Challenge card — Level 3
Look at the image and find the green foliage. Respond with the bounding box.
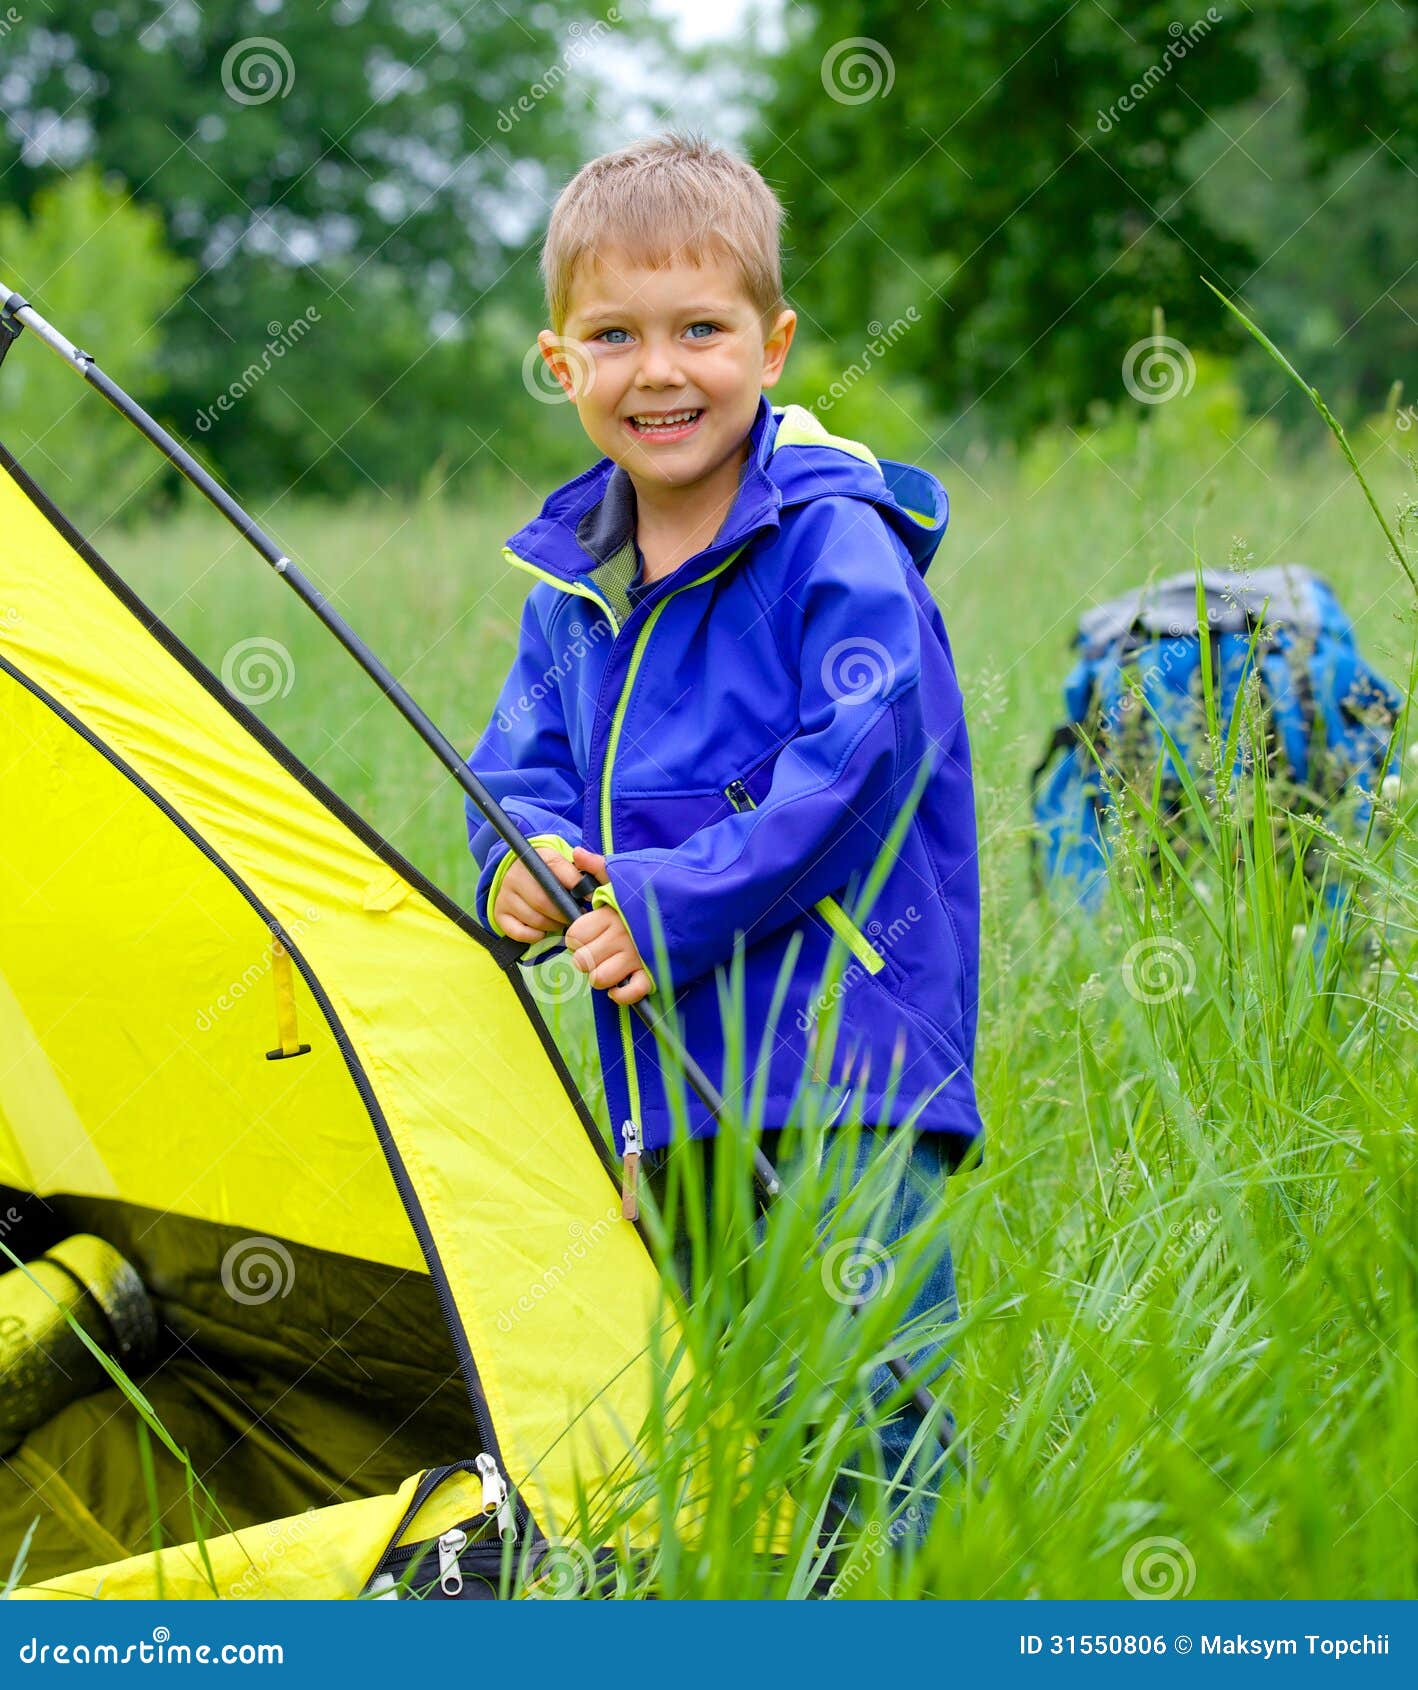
[1181,18,1418,425]
[0,168,191,524]
[777,331,942,463]
[1017,349,1280,492]
[756,0,1418,438]
[758,0,1261,435]
[0,0,628,496]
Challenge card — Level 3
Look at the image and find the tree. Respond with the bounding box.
[0,169,191,523]
[0,0,623,493]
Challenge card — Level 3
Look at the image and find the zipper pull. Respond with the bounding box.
[620,1118,642,1221]
[475,1451,513,1538]
[474,1451,517,1539]
[725,779,753,812]
[437,1526,467,1596]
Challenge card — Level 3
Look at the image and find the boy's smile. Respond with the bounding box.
[540,246,795,561]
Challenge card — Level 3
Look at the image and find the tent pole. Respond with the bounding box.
[0,286,956,1455]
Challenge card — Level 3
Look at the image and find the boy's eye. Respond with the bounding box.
[593,328,631,345]
[685,322,719,340]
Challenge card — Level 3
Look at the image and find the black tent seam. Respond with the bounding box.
[0,647,536,1541]
[0,441,630,1198]
[0,440,513,958]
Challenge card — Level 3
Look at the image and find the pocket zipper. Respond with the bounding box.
[724,780,886,975]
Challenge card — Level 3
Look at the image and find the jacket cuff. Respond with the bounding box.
[484,833,576,939]
[590,880,657,995]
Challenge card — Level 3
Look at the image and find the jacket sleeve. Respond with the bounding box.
[602,498,956,992]
[465,587,587,949]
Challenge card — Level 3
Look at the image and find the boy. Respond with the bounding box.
[466,134,982,1531]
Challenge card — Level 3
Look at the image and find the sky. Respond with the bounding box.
[571,0,785,146]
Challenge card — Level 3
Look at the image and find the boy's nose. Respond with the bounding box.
[633,340,686,388]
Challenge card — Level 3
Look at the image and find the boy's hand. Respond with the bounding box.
[565,847,654,1005]
[492,845,587,944]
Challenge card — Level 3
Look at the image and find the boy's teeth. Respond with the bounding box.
[631,409,700,427]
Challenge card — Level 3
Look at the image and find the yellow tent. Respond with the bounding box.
[0,439,680,1598]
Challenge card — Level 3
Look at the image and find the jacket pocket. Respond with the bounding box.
[723,779,885,977]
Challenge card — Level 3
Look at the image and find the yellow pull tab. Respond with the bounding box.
[266,938,312,1061]
[620,1119,642,1222]
[362,870,411,913]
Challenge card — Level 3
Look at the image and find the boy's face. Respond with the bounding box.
[540,246,796,496]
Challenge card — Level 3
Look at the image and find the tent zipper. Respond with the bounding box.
[371,1453,520,1597]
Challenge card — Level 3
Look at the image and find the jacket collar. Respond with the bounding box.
[505,394,783,583]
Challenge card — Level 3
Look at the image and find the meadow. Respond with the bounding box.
[79,364,1418,1600]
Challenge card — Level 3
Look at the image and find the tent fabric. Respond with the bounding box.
[0,440,679,1569]
[11,1463,494,1600]
[0,1192,481,1586]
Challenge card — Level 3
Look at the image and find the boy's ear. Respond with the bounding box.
[760,308,797,390]
[537,329,596,402]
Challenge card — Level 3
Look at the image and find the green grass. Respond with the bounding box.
[52,362,1418,1599]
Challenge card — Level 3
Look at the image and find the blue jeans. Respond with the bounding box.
[645,1125,961,1544]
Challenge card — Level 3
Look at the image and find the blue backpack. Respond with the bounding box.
[1031,567,1404,906]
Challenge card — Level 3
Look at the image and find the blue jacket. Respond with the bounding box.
[466,397,983,1163]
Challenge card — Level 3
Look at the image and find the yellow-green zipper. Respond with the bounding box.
[724,780,886,976]
[598,548,748,1119]
[508,542,749,1125]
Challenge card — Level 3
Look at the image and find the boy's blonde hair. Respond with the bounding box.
[541,133,785,330]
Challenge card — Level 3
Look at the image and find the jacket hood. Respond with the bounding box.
[504,395,950,582]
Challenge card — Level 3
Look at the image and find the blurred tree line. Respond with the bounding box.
[0,0,1413,516]
[761,0,1417,438]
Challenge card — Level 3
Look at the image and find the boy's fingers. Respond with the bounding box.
[586,952,635,989]
[542,849,587,890]
[565,909,611,952]
[501,889,558,933]
[608,970,652,1005]
[497,909,547,944]
[571,846,609,883]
